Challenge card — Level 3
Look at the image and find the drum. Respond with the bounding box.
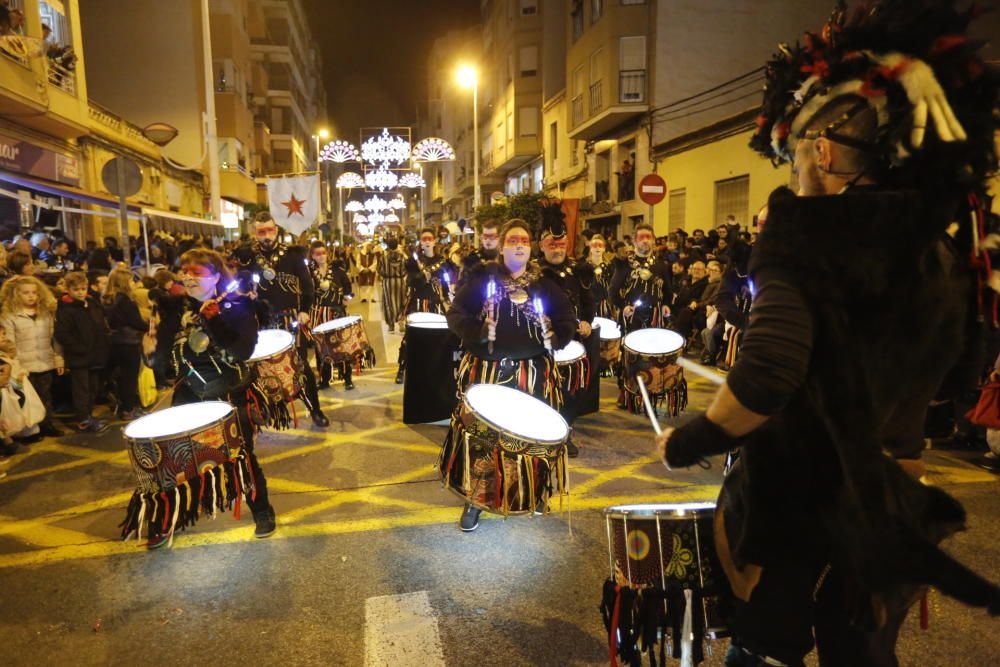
[622,328,687,416]
[554,339,589,395]
[439,384,570,515]
[604,502,730,639]
[120,402,250,542]
[313,315,376,369]
[593,316,622,375]
[249,329,300,402]
[403,312,459,424]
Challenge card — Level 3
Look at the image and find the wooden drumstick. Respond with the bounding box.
[635,375,662,435]
[677,357,726,385]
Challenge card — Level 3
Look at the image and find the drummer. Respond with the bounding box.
[609,223,672,410]
[457,220,500,288]
[308,241,355,391]
[536,204,596,458]
[446,218,576,531]
[141,248,275,547]
[395,227,458,384]
[585,234,614,320]
[234,213,329,427]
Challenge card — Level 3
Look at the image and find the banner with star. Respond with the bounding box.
[266,174,320,235]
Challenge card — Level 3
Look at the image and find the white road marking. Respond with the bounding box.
[364,591,446,667]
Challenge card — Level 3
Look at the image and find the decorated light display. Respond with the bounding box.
[353,213,368,223]
[387,197,406,210]
[364,195,388,212]
[361,128,411,166]
[364,167,399,191]
[320,140,361,163]
[335,171,365,189]
[344,200,364,212]
[385,213,400,223]
[411,137,456,162]
[368,212,385,224]
[398,172,426,188]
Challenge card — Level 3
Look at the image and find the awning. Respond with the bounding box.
[142,207,225,238]
[582,211,621,223]
[0,169,142,213]
[0,182,142,220]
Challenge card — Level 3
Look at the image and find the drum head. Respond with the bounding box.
[465,384,568,445]
[313,315,362,333]
[593,317,621,341]
[249,329,294,361]
[603,502,716,519]
[407,312,448,329]
[554,340,586,364]
[124,401,233,440]
[623,328,685,356]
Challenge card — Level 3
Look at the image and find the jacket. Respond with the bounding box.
[105,293,149,345]
[1,310,64,372]
[54,295,110,369]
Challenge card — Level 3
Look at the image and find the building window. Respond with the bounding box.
[549,122,558,171]
[619,36,647,103]
[532,163,544,193]
[507,111,515,143]
[506,51,514,85]
[520,0,538,15]
[571,140,580,167]
[519,45,538,77]
[714,175,749,228]
[519,107,538,136]
[571,0,584,42]
[591,0,603,22]
[668,188,687,231]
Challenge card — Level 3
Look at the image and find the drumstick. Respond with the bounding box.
[676,358,726,386]
[635,375,662,436]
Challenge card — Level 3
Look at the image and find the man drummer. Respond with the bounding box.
[458,220,500,288]
[308,241,355,391]
[395,227,458,384]
[445,219,576,531]
[610,223,672,409]
[234,213,329,427]
[536,204,596,458]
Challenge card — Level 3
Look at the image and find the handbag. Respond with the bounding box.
[965,382,1000,429]
[138,364,157,408]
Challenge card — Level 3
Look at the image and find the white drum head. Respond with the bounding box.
[623,328,684,356]
[593,317,621,340]
[313,315,361,334]
[554,340,586,364]
[604,502,716,518]
[249,329,293,361]
[124,401,233,440]
[465,384,568,445]
[407,312,448,329]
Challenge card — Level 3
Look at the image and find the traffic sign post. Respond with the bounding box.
[638,173,666,231]
[101,156,143,266]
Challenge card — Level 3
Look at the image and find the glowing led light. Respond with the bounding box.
[411,137,456,162]
[353,213,368,223]
[387,197,406,210]
[361,128,411,166]
[356,222,371,235]
[364,195,388,212]
[320,140,360,163]
[364,167,399,191]
[336,171,365,188]
[344,200,364,212]
[398,172,426,188]
[385,213,400,223]
[368,212,385,224]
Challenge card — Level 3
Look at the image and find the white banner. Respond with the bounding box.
[266,174,319,235]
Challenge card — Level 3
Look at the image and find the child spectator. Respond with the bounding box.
[87,269,108,299]
[0,276,64,437]
[54,272,110,432]
[102,268,149,420]
[148,269,185,388]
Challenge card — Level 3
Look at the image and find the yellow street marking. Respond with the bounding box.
[258,423,406,464]
[0,513,105,548]
[0,457,105,483]
[280,465,436,523]
[925,462,999,486]
[571,455,659,495]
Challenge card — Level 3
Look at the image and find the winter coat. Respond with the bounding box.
[1,310,64,372]
[105,293,149,345]
[54,295,110,369]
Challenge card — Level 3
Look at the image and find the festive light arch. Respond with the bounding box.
[344,200,364,212]
[361,128,411,166]
[353,213,368,223]
[387,197,406,210]
[411,137,456,162]
[356,222,371,235]
[398,172,426,188]
[320,140,360,163]
[368,212,385,224]
[336,172,365,188]
[364,167,399,191]
[385,213,400,223]
[364,195,388,212]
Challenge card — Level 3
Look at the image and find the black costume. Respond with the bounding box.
[396,252,458,382]
[458,247,498,289]
[378,246,407,331]
[310,261,354,389]
[610,252,672,331]
[234,241,327,425]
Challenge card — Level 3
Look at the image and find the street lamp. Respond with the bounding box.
[456,64,480,216]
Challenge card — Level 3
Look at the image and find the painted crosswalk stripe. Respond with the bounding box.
[364,591,446,667]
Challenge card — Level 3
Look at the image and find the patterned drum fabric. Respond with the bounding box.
[125,402,243,495]
[313,316,376,367]
[249,329,300,402]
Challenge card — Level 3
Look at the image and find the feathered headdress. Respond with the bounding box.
[538,201,567,241]
[751,0,998,197]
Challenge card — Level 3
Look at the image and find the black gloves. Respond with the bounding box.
[664,413,741,468]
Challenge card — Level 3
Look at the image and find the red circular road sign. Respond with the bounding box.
[638,173,667,206]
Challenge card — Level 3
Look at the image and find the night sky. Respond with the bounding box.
[302,0,481,143]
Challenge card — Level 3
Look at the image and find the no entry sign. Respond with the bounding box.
[638,173,666,206]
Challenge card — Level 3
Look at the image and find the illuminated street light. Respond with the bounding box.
[455,64,481,213]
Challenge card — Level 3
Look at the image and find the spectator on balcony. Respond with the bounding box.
[40,23,75,75]
[618,157,635,201]
[0,5,25,37]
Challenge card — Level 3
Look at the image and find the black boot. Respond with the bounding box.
[253,505,276,538]
[565,438,579,458]
[311,410,330,427]
[459,504,481,532]
[395,366,404,384]
[344,364,355,390]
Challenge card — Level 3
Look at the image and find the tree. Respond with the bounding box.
[474,191,554,234]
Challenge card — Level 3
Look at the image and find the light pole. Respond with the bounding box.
[457,65,480,215]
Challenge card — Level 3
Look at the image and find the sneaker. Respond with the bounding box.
[0,440,20,456]
[310,410,330,427]
[395,369,405,384]
[254,505,276,538]
[975,453,1000,473]
[318,380,331,390]
[459,504,481,532]
[566,439,579,459]
[387,324,395,333]
[146,533,170,550]
[88,418,110,434]
[344,379,356,390]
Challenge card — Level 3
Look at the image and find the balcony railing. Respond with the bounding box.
[571,94,584,127]
[47,59,77,95]
[619,69,646,103]
[589,80,603,115]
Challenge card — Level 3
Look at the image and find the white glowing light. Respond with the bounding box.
[364,167,399,191]
[368,212,385,224]
[385,213,400,223]
[361,128,411,166]
[353,213,368,223]
[356,222,371,235]
[344,200,364,212]
[387,197,406,210]
[364,195,388,212]
[411,137,456,162]
[398,172,426,188]
[320,140,360,163]
[336,171,365,188]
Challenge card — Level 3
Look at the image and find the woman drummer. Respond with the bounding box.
[585,234,615,320]
[308,241,355,390]
[141,248,275,547]
[445,218,576,531]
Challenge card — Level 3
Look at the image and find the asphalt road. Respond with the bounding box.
[0,299,997,666]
